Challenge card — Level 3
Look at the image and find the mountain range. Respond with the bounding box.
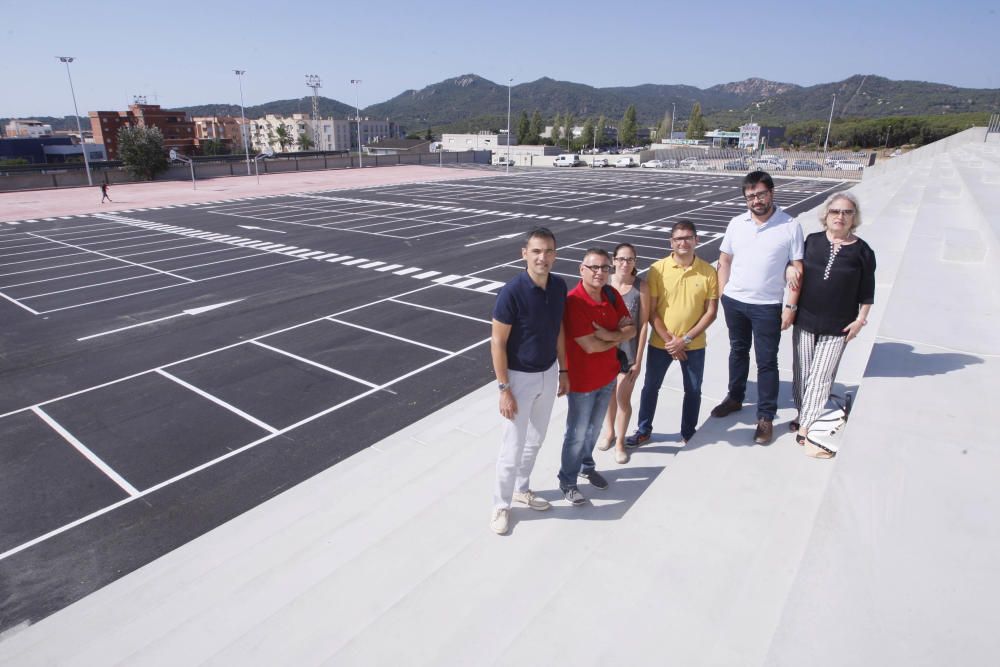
[7,74,1000,134]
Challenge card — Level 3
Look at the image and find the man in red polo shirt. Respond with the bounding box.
[558,248,636,505]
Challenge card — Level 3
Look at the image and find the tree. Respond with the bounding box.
[687,103,706,140]
[562,113,575,150]
[424,127,433,141]
[298,133,315,151]
[516,111,531,145]
[117,126,167,180]
[529,110,544,145]
[656,110,673,141]
[580,118,595,149]
[620,105,638,147]
[200,139,230,156]
[595,115,608,147]
[551,113,562,146]
[274,124,292,152]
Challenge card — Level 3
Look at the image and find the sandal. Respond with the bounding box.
[804,436,836,459]
[795,433,806,446]
[789,421,800,432]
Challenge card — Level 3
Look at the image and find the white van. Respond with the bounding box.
[553,154,583,167]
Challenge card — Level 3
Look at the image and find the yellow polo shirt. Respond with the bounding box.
[647,254,719,351]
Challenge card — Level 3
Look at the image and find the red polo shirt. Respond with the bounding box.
[564,281,630,393]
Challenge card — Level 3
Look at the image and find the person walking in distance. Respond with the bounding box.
[597,243,649,464]
[558,248,635,505]
[711,171,804,445]
[100,182,112,203]
[490,227,569,535]
[625,220,718,448]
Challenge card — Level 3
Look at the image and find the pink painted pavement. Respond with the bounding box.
[0,166,500,223]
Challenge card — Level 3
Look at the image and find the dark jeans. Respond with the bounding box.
[558,380,615,489]
[635,345,705,442]
[721,293,781,420]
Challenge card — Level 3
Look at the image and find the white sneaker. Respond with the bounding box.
[490,507,510,534]
[512,490,551,511]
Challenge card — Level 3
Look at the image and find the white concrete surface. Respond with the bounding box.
[2,128,997,666]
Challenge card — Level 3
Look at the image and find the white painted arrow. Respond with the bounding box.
[238,224,286,233]
[614,205,646,213]
[464,232,522,247]
[77,299,245,341]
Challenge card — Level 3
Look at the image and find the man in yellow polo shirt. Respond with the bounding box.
[626,220,719,446]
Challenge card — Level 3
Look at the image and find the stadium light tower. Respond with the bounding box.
[305,74,322,150]
[822,93,837,162]
[56,57,92,186]
[351,79,363,168]
[234,70,252,175]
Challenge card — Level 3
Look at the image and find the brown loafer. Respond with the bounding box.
[710,397,743,418]
[754,418,774,445]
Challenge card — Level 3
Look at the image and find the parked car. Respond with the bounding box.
[553,154,583,167]
[592,158,609,167]
[679,157,700,169]
[641,159,664,168]
[615,156,637,167]
[496,156,516,167]
[755,158,787,171]
[833,160,864,171]
[792,159,823,171]
[660,158,679,168]
[690,160,716,171]
[723,158,751,170]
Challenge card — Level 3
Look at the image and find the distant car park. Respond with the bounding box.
[792,159,823,171]
[615,156,637,167]
[592,158,609,167]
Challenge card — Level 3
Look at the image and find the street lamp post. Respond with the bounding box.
[885,125,892,150]
[506,78,512,174]
[351,79,363,168]
[56,57,92,186]
[822,93,837,165]
[670,102,676,141]
[234,70,251,176]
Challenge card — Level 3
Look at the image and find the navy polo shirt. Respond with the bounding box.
[493,271,567,372]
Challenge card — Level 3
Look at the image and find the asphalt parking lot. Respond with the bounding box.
[0,168,850,630]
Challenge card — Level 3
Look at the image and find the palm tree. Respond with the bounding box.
[298,133,315,151]
[275,124,291,152]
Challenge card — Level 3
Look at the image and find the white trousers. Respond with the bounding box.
[493,363,559,509]
[792,326,848,430]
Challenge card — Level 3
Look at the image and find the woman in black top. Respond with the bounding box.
[788,192,875,458]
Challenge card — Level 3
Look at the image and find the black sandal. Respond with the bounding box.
[795,433,806,446]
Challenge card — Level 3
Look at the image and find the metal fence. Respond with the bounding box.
[0,150,491,192]
[631,146,873,180]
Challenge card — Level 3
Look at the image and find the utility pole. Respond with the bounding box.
[670,102,676,141]
[822,93,837,163]
[506,78,512,174]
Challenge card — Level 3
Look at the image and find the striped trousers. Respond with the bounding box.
[792,326,848,430]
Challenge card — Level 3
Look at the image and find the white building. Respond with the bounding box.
[440,132,510,151]
[5,119,53,138]
[250,114,394,153]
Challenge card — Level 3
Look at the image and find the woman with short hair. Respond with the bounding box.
[789,191,876,458]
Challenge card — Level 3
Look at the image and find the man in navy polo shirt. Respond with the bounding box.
[712,171,804,445]
[559,248,635,505]
[490,227,569,535]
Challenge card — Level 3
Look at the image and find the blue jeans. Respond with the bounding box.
[558,380,615,488]
[721,294,781,420]
[635,345,706,442]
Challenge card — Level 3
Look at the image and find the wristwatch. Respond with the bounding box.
[784,304,798,311]
[498,382,510,392]
[682,335,693,345]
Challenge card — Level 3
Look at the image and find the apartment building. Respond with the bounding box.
[88,104,196,159]
[5,119,54,138]
[250,114,395,153]
[193,116,248,152]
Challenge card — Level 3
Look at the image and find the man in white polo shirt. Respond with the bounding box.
[711,171,803,444]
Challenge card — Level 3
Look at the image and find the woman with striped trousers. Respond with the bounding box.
[789,192,876,458]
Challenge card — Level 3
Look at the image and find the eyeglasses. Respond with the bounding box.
[744,190,771,201]
[828,208,856,217]
[583,264,612,273]
[613,256,636,263]
[671,236,695,243]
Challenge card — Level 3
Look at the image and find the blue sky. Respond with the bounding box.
[3,0,998,118]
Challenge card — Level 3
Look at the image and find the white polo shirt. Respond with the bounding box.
[719,206,804,304]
